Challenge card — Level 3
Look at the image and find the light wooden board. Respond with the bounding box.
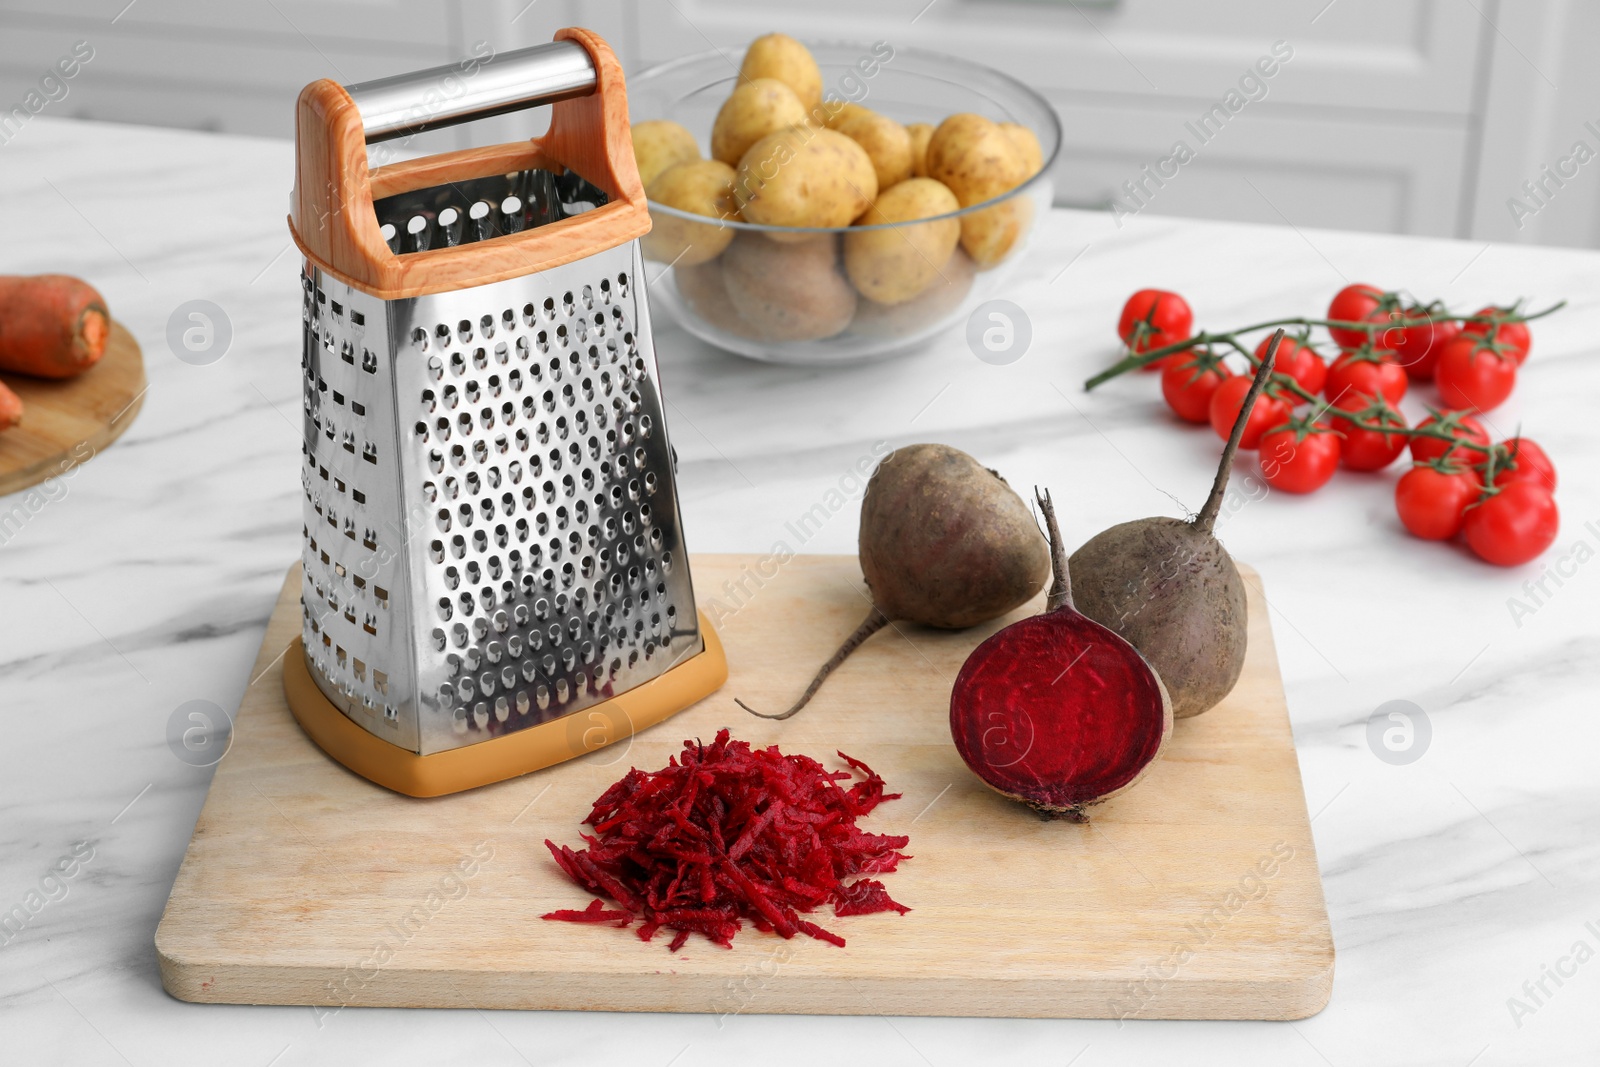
[156,555,1333,1020]
[0,322,146,497]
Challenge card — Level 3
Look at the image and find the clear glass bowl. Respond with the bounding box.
[629,43,1060,365]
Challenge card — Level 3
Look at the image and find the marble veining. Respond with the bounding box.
[1,117,1598,1066]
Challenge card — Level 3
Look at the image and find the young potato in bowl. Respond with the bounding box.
[711,78,810,167]
[721,231,857,341]
[830,105,914,191]
[631,119,701,188]
[643,160,738,266]
[906,122,935,178]
[926,113,1030,269]
[850,247,977,339]
[673,258,757,338]
[734,127,878,238]
[1001,121,1044,179]
[844,178,961,305]
[739,33,823,111]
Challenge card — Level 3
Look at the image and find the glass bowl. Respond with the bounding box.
[628,43,1060,365]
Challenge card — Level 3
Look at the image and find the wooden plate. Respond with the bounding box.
[0,321,146,497]
[156,555,1334,1020]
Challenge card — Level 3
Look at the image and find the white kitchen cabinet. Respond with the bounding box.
[3,0,1599,246]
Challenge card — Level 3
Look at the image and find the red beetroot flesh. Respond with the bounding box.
[543,729,911,951]
[950,610,1169,813]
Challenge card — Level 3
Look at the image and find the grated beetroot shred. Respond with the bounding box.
[541,728,911,950]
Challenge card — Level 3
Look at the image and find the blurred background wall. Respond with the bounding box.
[3,0,1598,247]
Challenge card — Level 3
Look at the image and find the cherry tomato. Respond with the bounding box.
[1325,350,1408,406]
[1435,335,1517,412]
[1491,438,1557,491]
[1460,306,1531,365]
[1326,283,1388,349]
[1330,394,1409,472]
[1119,289,1194,371]
[1386,315,1459,381]
[1259,423,1341,493]
[1255,333,1326,395]
[1161,351,1233,424]
[1395,465,1481,540]
[1464,482,1559,566]
[1409,411,1490,466]
[1208,376,1290,450]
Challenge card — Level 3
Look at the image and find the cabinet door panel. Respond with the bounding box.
[1048,101,1467,237]
[630,0,1483,114]
[0,1,456,48]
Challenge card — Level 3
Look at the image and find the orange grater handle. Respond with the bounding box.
[289,27,649,301]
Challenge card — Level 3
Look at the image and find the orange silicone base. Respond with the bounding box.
[282,613,727,797]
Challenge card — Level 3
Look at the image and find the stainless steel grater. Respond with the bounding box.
[283,29,726,796]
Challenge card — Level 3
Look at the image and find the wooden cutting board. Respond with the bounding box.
[0,322,146,497]
[156,555,1333,1020]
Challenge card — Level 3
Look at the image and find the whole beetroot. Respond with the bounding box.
[742,443,1050,720]
[1067,333,1282,718]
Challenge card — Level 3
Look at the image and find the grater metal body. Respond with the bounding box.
[299,188,701,758]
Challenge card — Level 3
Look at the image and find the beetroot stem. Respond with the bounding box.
[1034,488,1072,612]
[1195,329,1281,537]
[738,608,891,720]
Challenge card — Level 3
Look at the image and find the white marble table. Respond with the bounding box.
[2,117,1596,1067]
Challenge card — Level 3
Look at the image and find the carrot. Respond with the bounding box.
[0,274,111,379]
[0,378,21,431]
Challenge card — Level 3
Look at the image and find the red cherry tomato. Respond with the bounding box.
[1464,482,1559,566]
[1395,466,1481,540]
[1325,350,1408,406]
[1460,306,1532,365]
[1491,438,1557,491]
[1330,394,1409,472]
[1258,423,1341,493]
[1255,333,1326,395]
[1387,316,1459,381]
[1208,376,1290,450]
[1326,283,1387,349]
[1119,289,1194,371]
[1435,335,1518,413]
[1160,351,1233,424]
[1409,411,1490,467]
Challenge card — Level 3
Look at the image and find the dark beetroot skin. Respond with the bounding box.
[743,443,1049,721]
[1069,335,1283,719]
[949,490,1173,820]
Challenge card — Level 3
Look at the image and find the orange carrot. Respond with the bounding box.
[0,274,111,379]
[0,378,21,431]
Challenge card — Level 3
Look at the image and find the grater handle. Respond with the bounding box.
[289,27,649,301]
[346,40,597,143]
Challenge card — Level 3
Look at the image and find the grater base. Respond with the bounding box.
[282,614,726,797]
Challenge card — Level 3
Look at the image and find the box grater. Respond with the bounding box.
[281,28,726,797]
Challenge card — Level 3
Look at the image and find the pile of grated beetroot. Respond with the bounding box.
[542,728,911,951]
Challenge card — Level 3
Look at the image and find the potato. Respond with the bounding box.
[906,122,935,178]
[735,127,878,237]
[643,159,738,266]
[851,248,977,339]
[631,119,701,189]
[925,113,1026,207]
[926,114,1030,269]
[832,106,913,191]
[673,258,756,338]
[740,33,823,112]
[822,101,867,131]
[722,232,856,342]
[1001,122,1044,179]
[844,178,961,305]
[959,196,1034,270]
[711,78,809,168]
